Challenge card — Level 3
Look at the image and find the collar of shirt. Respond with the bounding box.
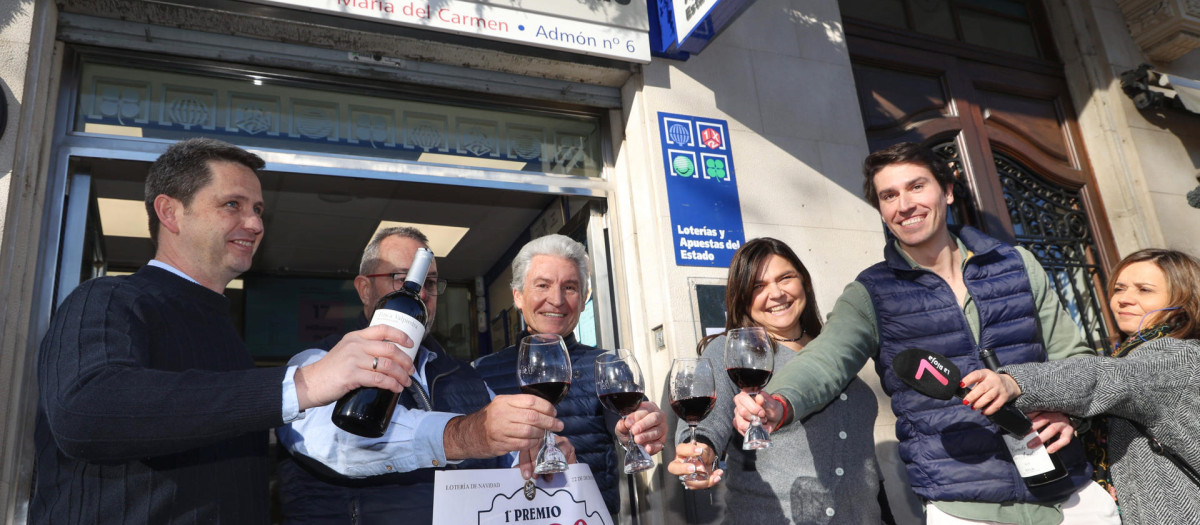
[414,344,437,388]
[893,234,974,271]
[147,259,200,285]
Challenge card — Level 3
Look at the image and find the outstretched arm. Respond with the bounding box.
[757,283,877,428]
[1004,341,1197,425]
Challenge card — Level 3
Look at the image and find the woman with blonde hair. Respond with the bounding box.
[964,248,1200,524]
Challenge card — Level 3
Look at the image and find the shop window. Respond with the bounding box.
[74,61,604,178]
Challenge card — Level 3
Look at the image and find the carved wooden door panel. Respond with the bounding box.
[847,24,1118,349]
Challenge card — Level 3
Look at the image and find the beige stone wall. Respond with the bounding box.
[613,0,918,522]
[0,0,30,242]
[0,1,59,521]
[1046,0,1200,259]
[0,2,36,521]
[1141,45,1200,256]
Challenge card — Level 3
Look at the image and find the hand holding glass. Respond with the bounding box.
[725,327,775,449]
[669,358,717,483]
[517,333,572,475]
[595,349,656,474]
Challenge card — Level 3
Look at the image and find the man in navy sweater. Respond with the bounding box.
[31,138,418,524]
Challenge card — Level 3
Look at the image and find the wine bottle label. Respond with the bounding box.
[369,309,426,360]
[1001,432,1056,476]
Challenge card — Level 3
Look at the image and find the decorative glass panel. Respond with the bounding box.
[839,0,908,28]
[75,62,604,178]
[838,0,1043,59]
[910,0,956,40]
[958,9,1039,58]
[957,0,1029,18]
[996,152,1109,351]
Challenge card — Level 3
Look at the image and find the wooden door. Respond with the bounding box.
[845,9,1118,348]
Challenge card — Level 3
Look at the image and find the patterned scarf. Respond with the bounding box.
[1084,323,1175,502]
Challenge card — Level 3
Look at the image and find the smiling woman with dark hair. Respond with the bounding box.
[666,237,887,524]
[964,248,1200,525]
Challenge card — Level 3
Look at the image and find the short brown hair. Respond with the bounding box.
[144,138,265,245]
[1108,248,1200,341]
[861,141,955,210]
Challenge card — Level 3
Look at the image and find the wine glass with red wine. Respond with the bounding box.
[725,326,775,449]
[668,357,717,482]
[517,333,572,475]
[595,349,656,474]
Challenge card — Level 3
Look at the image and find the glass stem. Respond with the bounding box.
[688,425,701,463]
[624,417,643,453]
[749,391,762,427]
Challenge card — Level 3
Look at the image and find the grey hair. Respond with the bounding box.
[510,234,590,299]
[359,226,430,275]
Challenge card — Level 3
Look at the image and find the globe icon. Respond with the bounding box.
[168,96,209,129]
[667,123,691,145]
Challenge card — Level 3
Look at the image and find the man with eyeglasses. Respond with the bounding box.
[276,226,569,524]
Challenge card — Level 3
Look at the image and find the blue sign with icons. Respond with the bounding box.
[648,0,758,59]
[659,111,744,267]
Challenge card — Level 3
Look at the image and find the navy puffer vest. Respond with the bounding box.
[474,333,618,515]
[858,226,1090,503]
[278,326,507,525]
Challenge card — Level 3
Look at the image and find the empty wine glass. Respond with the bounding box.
[725,327,775,449]
[595,349,656,474]
[517,333,572,475]
[668,358,717,483]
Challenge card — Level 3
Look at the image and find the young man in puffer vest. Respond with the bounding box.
[747,142,1119,525]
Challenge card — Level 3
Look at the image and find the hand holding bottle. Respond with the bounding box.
[1027,411,1075,454]
[892,347,1069,487]
[293,324,417,410]
[332,248,433,437]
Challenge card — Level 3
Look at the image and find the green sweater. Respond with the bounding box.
[768,237,1095,524]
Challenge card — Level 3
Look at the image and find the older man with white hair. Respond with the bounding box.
[474,234,668,515]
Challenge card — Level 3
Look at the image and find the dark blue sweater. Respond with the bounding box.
[31,265,285,524]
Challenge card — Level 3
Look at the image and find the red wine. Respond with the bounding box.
[599,391,644,416]
[670,396,716,424]
[980,348,1068,487]
[726,367,772,390]
[521,381,571,405]
[332,248,433,438]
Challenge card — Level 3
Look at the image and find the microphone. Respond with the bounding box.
[892,347,1068,487]
[891,348,1031,435]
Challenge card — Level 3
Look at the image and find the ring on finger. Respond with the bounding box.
[372,356,379,371]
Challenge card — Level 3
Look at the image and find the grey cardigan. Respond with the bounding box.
[675,334,882,524]
[1003,337,1200,525]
